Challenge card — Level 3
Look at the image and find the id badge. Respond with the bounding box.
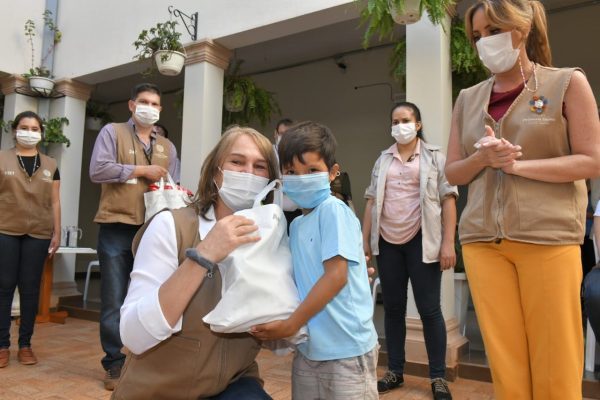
[125,178,138,184]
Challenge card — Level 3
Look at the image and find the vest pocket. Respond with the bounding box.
[513,179,577,233]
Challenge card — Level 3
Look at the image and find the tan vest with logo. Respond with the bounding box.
[112,207,261,400]
[456,65,586,245]
[94,123,171,225]
[0,148,57,239]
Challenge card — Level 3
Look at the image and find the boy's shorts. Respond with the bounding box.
[291,345,379,400]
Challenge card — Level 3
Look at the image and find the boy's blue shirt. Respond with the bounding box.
[289,195,378,361]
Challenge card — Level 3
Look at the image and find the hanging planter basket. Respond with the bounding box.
[85,116,104,131]
[28,76,55,96]
[224,91,247,113]
[154,50,186,76]
[388,0,422,24]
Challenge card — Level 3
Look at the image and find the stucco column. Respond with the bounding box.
[47,79,92,299]
[0,75,38,149]
[402,12,467,376]
[180,39,232,190]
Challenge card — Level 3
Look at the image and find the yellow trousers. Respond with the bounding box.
[463,240,583,400]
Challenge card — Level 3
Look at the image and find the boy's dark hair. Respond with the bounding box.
[130,83,161,101]
[278,121,337,170]
[391,101,425,140]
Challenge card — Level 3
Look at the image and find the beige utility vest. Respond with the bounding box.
[112,207,261,400]
[94,123,171,225]
[0,148,57,239]
[456,65,586,245]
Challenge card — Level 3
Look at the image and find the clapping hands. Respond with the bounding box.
[474,126,522,173]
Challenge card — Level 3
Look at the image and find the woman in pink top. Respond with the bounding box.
[362,102,458,399]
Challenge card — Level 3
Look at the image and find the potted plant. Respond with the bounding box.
[42,117,70,148]
[22,10,62,95]
[223,60,280,127]
[85,101,112,131]
[133,20,187,76]
[361,0,488,100]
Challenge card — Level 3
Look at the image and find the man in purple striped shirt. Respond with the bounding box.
[89,83,180,391]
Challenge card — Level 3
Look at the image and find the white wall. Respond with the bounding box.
[250,46,403,218]
[53,0,357,80]
[0,0,47,75]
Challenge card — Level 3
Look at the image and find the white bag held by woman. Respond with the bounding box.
[144,172,190,221]
[202,181,307,345]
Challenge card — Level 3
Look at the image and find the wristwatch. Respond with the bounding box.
[185,248,216,278]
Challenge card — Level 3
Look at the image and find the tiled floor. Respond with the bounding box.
[0,318,593,399]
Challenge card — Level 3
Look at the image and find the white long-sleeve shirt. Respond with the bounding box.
[120,208,215,355]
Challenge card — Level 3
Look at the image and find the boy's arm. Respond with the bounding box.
[250,255,348,340]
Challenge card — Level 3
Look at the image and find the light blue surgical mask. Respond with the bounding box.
[282,172,331,209]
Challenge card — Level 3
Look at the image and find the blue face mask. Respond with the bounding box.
[282,172,331,209]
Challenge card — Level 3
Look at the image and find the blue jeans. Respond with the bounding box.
[98,223,139,371]
[584,267,600,341]
[376,232,447,379]
[207,377,272,400]
[0,233,50,349]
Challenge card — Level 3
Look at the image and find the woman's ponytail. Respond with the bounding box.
[526,1,552,67]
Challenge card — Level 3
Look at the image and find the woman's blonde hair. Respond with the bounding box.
[189,126,279,219]
[465,0,552,67]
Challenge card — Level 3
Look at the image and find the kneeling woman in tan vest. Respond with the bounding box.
[0,111,61,368]
[114,126,279,400]
[446,1,600,399]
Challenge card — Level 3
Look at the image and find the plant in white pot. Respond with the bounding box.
[22,10,61,95]
[85,101,112,131]
[133,20,187,76]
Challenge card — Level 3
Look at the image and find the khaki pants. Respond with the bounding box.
[463,240,583,400]
[291,346,378,400]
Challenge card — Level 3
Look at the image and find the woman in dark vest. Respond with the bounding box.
[114,126,278,399]
[445,1,600,399]
[0,111,61,368]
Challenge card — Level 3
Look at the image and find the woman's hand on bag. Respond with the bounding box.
[439,239,456,271]
[250,319,298,341]
[196,215,260,263]
[475,126,522,169]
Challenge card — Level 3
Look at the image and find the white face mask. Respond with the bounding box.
[134,104,160,126]
[476,31,520,74]
[218,169,270,212]
[16,130,42,148]
[391,123,418,144]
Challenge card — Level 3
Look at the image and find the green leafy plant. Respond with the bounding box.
[22,10,61,79]
[360,0,488,99]
[42,117,70,147]
[360,0,455,47]
[86,101,112,125]
[223,60,281,127]
[133,20,184,74]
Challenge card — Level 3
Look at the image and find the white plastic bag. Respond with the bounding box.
[202,181,307,347]
[144,173,190,221]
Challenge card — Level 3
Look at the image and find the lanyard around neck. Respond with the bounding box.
[130,129,153,166]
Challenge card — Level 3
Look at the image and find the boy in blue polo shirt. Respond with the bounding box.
[251,121,378,399]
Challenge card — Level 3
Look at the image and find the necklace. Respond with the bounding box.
[16,152,39,182]
[518,58,538,93]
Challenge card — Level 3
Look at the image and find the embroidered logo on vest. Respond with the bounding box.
[156,144,164,153]
[529,95,548,114]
